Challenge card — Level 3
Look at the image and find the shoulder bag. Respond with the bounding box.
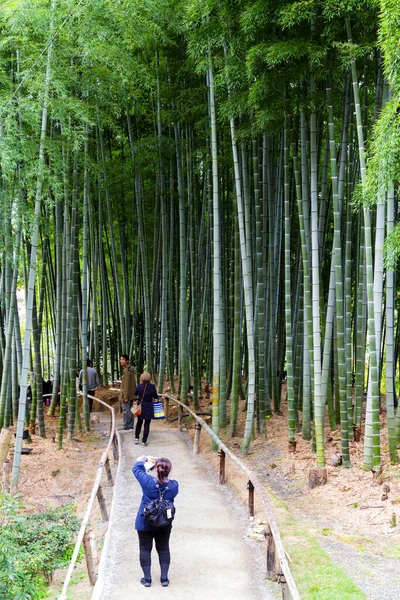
[131,383,148,417]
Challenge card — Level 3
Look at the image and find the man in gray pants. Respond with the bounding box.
[79,359,100,412]
[119,354,137,430]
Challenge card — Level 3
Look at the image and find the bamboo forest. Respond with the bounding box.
[1,0,400,493]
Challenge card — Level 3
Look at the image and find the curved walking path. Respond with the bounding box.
[98,424,278,600]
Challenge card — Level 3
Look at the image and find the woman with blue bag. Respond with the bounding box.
[134,372,163,446]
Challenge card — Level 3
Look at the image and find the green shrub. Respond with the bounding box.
[0,535,40,600]
[0,494,80,599]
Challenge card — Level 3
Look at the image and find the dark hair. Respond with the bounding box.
[155,458,172,483]
[120,354,129,361]
[87,359,92,367]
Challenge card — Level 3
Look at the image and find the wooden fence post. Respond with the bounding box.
[83,529,97,585]
[164,397,169,420]
[105,458,114,486]
[218,449,226,484]
[178,405,183,431]
[112,435,118,461]
[248,480,255,518]
[279,573,291,600]
[193,422,201,454]
[97,485,109,522]
[265,524,278,580]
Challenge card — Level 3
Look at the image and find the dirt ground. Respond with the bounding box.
[8,396,118,513]
[175,384,400,558]
[5,383,400,596]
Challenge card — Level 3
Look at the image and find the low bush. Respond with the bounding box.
[0,494,80,599]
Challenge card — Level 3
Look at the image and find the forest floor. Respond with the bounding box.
[175,383,400,599]
[170,383,400,552]
[8,384,400,599]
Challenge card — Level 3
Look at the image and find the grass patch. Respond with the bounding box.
[70,570,85,585]
[381,545,400,559]
[319,528,371,551]
[260,491,366,599]
[284,523,366,599]
[336,535,371,551]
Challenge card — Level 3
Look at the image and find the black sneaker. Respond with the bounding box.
[140,578,152,587]
[161,579,169,587]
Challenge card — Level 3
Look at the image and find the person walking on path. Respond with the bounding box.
[132,455,179,588]
[79,359,100,412]
[134,372,158,446]
[119,354,137,430]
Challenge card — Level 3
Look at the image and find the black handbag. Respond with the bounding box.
[143,485,176,528]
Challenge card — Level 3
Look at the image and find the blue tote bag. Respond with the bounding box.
[153,400,165,419]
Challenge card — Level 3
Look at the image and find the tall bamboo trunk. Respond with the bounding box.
[11,0,55,490]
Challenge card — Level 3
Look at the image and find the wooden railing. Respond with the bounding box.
[163,393,301,600]
[58,393,120,600]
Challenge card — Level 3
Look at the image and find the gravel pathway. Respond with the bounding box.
[92,414,400,600]
[94,424,280,600]
[318,536,400,600]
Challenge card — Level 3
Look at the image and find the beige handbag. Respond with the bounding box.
[130,383,148,416]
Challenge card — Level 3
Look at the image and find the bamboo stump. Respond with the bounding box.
[308,467,327,489]
[288,440,296,454]
[0,427,13,472]
[2,459,11,493]
[372,468,383,486]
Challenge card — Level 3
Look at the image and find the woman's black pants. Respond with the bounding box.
[135,418,151,443]
[137,524,172,568]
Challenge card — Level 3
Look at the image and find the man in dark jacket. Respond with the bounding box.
[119,354,137,430]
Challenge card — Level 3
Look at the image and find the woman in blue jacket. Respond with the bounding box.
[133,456,179,587]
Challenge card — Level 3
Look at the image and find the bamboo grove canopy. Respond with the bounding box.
[1,0,400,488]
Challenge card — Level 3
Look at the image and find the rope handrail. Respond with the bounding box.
[58,392,119,600]
[162,393,300,600]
